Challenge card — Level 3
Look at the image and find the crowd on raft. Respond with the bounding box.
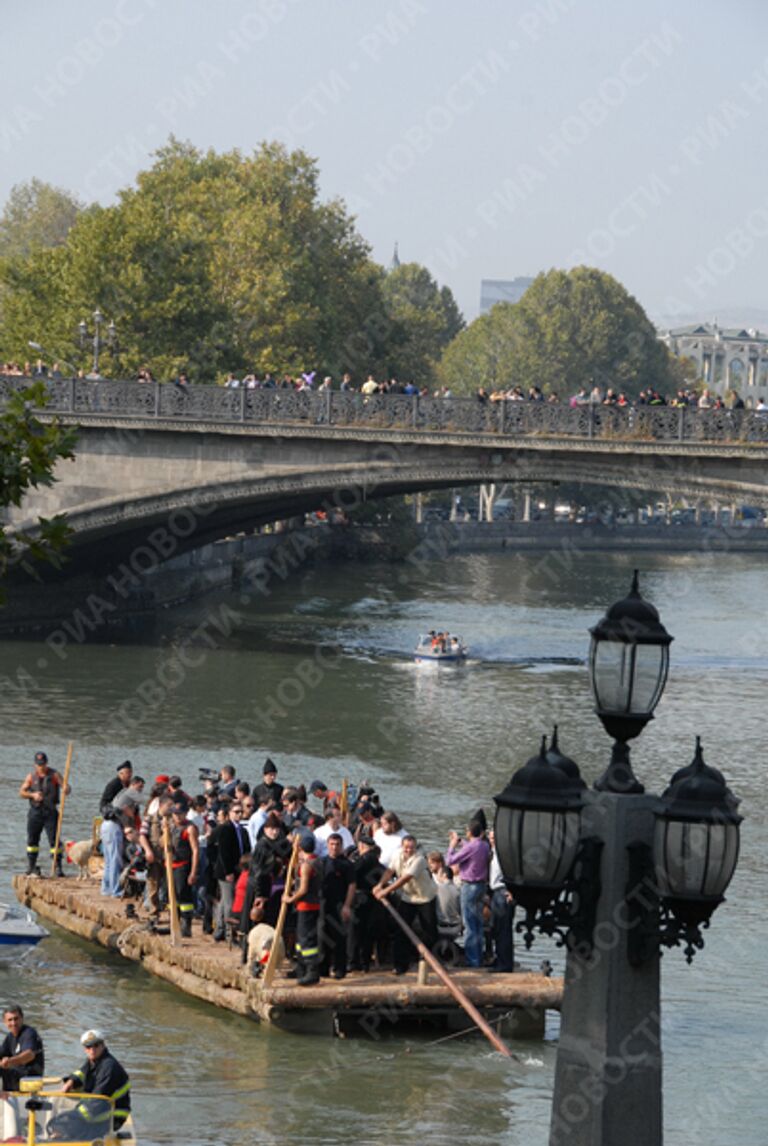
[40,756,517,987]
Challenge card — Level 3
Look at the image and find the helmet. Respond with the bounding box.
[34,752,48,765]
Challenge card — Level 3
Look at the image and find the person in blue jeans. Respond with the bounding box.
[446,822,491,968]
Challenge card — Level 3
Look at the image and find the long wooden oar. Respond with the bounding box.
[340,778,349,827]
[262,834,300,988]
[50,741,74,877]
[380,896,512,1058]
[162,816,182,947]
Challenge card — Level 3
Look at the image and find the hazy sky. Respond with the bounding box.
[5,0,768,323]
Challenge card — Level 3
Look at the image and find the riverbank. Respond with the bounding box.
[1,519,765,636]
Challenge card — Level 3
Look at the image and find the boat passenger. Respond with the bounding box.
[170,798,199,938]
[283,836,322,986]
[446,823,491,969]
[373,811,407,868]
[319,833,356,979]
[19,751,70,877]
[0,1005,44,1092]
[373,835,438,975]
[56,1029,131,1137]
[99,760,133,815]
[253,759,284,808]
[314,804,354,857]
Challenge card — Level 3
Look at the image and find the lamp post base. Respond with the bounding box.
[549,792,662,1146]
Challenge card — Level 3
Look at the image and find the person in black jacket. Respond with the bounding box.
[55,1029,130,1136]
[349,836,388,972]
[0,1004,44,1091]
[99,761,133,815]
[319,833,356,979]
[253,760,284,808]
[211,801,251,940]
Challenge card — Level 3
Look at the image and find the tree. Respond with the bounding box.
[381,263,464,386]
[439,267,679,398]
[438,304,522,393]
[0,140,394,381]
[0,179,84,259]
[0,383,77,601]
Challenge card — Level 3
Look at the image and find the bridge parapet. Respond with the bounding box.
[2,375,768,445]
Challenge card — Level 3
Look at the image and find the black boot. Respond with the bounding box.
[26,853,39,876]
[180,915,192,938]
[298,961,320,986]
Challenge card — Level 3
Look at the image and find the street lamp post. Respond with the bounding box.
[493,571,741,1146]
[78,309,118,376]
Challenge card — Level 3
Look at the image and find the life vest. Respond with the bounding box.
[170,824,192,869]
[29,768,61,811]
[296,857,321,911]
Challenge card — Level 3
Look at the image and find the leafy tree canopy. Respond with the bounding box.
[381,262,463,386]
[0,179,85,260]
[439,267,680,398]
[0,140,393,382]
[0,383,77,601]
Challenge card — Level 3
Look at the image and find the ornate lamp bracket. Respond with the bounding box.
[625,842,714,966]
[515,837,603,954]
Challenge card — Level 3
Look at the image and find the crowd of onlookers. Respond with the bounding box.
[95,759,516,982]
[477,382,749,410]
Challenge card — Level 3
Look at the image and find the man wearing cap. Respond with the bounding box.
[169,798,199,937]
[99,761,132,816]
[55,1029,130,1137]
[19,752,70,876]
[253,760,284,808]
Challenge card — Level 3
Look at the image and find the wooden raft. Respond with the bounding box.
[13,875,562,1037]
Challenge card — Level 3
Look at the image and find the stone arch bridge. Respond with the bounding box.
[6,379,768,576]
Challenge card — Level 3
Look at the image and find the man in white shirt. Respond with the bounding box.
[245,794,271,849]
[373,811,407,869]
[314,805,354,857]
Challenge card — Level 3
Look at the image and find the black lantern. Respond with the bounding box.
[589,570,673,745]
[654,738,741,956]
[493,736,583,904]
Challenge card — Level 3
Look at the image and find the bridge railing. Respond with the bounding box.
[3,376,768,444]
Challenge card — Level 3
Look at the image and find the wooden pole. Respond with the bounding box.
[162,816,182,947]
[261,835,300,988]
[340,778,349,827]
[379,897,513,1058]
[50,741,74,877]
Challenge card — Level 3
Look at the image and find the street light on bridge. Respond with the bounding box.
[493,571,741,1146]
[78,308,119,376]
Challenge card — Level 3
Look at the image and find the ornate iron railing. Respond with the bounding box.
[2,376,768,444]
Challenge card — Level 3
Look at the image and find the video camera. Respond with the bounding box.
[198,767,219,782]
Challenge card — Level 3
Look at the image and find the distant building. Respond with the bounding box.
[480,277,534,314]
[660,322,768,404]
[388,243,401,273]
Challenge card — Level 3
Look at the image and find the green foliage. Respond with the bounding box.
[0,179,84,260]
[0,140,396,381]
[439,267,676,397]
[381,263,464,385]
[0,383,77,600]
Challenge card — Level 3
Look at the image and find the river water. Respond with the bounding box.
[0,548,764,1145]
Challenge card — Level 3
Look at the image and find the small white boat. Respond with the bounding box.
[414,633,468,664]
[0,902,49,960]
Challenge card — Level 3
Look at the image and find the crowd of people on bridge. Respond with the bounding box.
[476,381,753,410]
[20,753,516,989]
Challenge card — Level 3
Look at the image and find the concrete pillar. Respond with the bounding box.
[522,491,532,523]
[550,791,662,1146]
[414,493,423,524]
[694,502,703,526]
[449,489,459,522]
[479,483,496,523]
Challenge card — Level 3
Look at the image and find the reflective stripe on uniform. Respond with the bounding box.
[27,846,39,854]
[296,943,319,957]
[111,1080,131,1101]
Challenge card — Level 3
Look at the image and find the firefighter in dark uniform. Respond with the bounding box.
[19,751,70,876]
[54,1029,131,1138]
[169,799,199,937]
[283,835,321,985]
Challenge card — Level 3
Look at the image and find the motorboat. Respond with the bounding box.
[1,1078,136,1144]
[0,903,49,961]
[413,633,468,664]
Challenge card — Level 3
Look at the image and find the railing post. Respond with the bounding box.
[240,385,247,422]
[326,386,332,425]
[498,398,506,435]
[588,402,595,439]
[68,377,75,413]
[412,394,419,429]
[678,405,685,442]
[154,380,161,416]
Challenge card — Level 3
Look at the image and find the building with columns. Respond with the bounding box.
[660,322,768,405]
